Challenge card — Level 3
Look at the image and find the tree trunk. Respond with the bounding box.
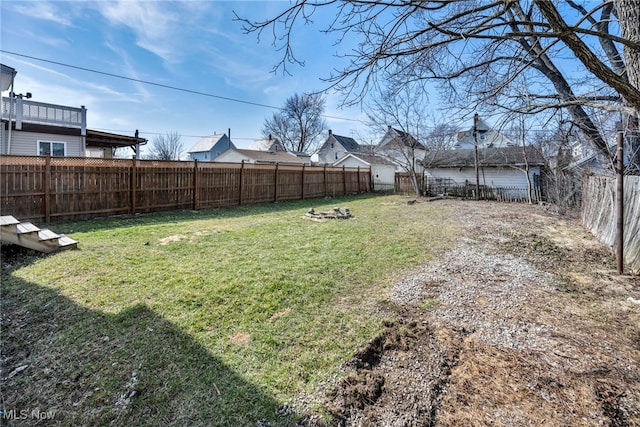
[616,0,640,171]
[616,0,640,115]
[536,0,640,112]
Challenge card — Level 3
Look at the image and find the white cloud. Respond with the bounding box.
[95,1,185,64]
[10,2,73,26]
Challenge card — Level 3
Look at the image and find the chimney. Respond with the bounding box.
[228,128,231,149]
[328,129,332,136]
[268,134,272,141]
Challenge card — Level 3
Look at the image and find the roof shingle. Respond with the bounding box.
[425,146,545,167]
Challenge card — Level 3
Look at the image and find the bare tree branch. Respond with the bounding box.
[237,0,640,168]
[262,92,327,153]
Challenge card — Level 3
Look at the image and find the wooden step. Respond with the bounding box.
[0,216,78,253]
[38,228,61,241]
[37,229,64,252]
[16,222,41,234]
[0,216,20,226]
[57,235,79,250]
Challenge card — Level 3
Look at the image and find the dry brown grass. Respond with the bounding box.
[313,199,640,426]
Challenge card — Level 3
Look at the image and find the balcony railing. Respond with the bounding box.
[1,96,86,135]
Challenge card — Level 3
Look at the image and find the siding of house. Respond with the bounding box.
[190,151,214,161]
[1,129,84,157]
[455,117,514,149]
[334,155,395,191]
[376,128,426,173]
[187,135,234,162]
[371,165,396,190]
[317,137,347,163]
[335,155,366,169]
[426,166,540,188]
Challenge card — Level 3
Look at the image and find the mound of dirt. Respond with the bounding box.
[324,319,466,426]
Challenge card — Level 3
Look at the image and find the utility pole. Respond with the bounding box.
[473,113,480,201]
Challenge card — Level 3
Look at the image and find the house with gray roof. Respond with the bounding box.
[375,125,427,174]
[316,130,361,163]
[316,129,398,190]
[187,134,235,161]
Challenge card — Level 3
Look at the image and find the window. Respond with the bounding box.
[38,141,66,156]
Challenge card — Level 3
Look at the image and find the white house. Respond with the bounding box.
[187,134,235,161]
[214,148,311,165]
[317,130,361,163]
[455,116,514,149]
[316,130,399,190]
[248,135,285,152]
[424,145,545,190]
[1,64,146,158]
[333,152,396,191]
[376,125,426,173]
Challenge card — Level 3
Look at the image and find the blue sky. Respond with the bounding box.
[0,1,375,154]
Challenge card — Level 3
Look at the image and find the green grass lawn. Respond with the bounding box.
[1,194,458,425]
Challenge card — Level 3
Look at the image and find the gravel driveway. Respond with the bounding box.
[302,199,640,426]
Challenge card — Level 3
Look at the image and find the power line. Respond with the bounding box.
[2,50,570,138]
[0,50,368,124]
[2,50,280,110]
[93,127,258,141]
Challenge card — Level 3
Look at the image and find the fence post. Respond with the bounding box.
[301,164,306,200]
[343,166,347,195]
[274,163,279,202]
[193,159,199,210]
[44,154,51,223]
[616,131,624,275]
[324,164,328,197]
[239,160,245,206]
[131,156,137,214]
[357,166,360,193]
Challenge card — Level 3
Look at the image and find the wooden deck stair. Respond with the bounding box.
[0,216,78,253]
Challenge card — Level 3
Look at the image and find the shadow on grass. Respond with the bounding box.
[50,193,385,234]
[1,268,296,426]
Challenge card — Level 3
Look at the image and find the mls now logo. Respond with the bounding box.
[1,408,56,420]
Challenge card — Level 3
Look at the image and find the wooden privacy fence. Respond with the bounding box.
[582,175,640,274]
[0,155,371,222]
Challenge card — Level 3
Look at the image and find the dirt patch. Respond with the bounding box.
[159,235,186,245]
[269,308,292,321]
[321,318,468,426]
[297,199,640,426]
[229,331,250,346]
